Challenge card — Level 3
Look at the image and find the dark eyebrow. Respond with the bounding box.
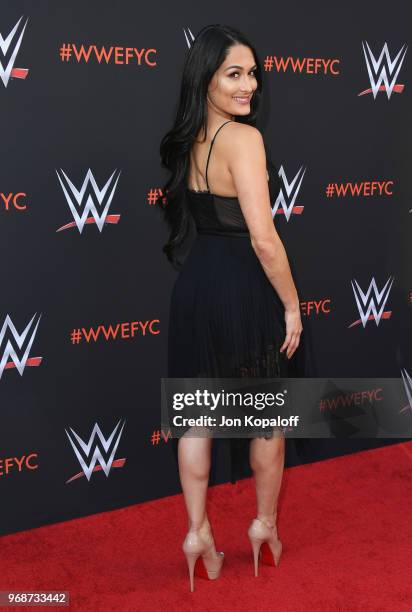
[224,64,257,71]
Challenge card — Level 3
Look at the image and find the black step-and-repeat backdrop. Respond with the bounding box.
[1,1,411,536]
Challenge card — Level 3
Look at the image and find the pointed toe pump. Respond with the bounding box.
[247,517,282,577]
[182,527,225,592]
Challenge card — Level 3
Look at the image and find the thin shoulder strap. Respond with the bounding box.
[205,120,233,190]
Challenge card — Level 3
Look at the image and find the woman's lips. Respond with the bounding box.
[233,96,251,104]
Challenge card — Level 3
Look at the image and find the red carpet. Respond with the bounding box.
[1,442,412,611]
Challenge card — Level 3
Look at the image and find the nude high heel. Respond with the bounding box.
[247,517,282,577]
[182,526,225,592]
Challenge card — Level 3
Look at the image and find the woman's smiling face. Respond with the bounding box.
[207,44,258,117]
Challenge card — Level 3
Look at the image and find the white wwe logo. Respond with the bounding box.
[183,27,195,49]
[400,368,412,414]
[65,419,126,483]
[350,276,394,328]
[56,168,121,233]
[0,16,29,88]
[272,165,306,221]
[361,41,407,99]
[0,313,42,379]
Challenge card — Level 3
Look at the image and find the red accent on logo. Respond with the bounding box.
[275,206,304,215]
[4,356,42,369]
[11,68,28,79]
[66,457,126,483]
[348,311,392,328]
[56,214,120,232]
[358,84,404,96]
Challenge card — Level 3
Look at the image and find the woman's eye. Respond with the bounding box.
[230,70,256,78]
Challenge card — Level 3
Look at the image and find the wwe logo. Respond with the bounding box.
[56,168,121,233]
[0,313,42,379]
[65,419,126,483]
[349,276,394,328]
[271,165,305,221]
[0,16,29,88]
[183,26,195,49]
[400,368,412,414]
[359,41,407,99]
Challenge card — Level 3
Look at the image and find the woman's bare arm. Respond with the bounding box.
[222,123,302,358]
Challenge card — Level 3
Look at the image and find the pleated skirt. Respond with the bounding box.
[167,232,307,484]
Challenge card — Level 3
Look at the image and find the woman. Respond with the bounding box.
[159,24,303,592]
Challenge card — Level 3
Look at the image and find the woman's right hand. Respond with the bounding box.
[280,307,303,360]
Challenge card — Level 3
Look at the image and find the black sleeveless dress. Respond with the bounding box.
[167,120,307,484]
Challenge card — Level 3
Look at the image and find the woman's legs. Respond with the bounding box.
[249,434,285,526]
[178,428,284,531]
[178,428,213,531]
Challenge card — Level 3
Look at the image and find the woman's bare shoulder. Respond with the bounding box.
[219,121,264,150]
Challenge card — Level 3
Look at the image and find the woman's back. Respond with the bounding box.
[187,120,239,197]
[185,120,280,235]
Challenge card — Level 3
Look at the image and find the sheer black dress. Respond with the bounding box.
[167,120,308,484]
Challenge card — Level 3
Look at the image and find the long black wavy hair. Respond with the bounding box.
[158,24,264,270]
